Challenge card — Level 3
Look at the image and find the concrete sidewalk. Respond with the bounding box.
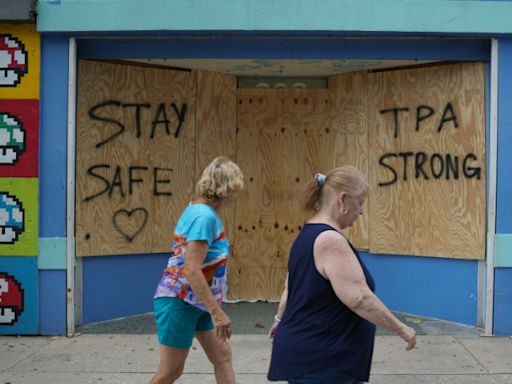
[1,333,512,383]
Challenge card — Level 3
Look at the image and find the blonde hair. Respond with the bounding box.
[196,157,244,201]
[303,165,368,211]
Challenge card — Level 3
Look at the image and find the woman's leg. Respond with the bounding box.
[196,329,236,384]
[148,344,189,384]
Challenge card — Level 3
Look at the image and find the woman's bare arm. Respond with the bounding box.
[268,274,288,339]
[183,240,231,341]
[314,231,416,350]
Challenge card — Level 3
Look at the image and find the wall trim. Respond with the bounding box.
[37,0,512,34]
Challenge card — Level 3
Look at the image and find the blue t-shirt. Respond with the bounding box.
[154,203,230,311]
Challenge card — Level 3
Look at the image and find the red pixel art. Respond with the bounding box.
[0,99,38,177]
[0,34,28,88]
[0,272,24,325]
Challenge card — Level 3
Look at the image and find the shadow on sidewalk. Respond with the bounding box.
[80,302,481,337]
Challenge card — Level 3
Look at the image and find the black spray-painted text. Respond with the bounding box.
[377,102,481,187]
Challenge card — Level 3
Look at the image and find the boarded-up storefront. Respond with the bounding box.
[76,60,485,301]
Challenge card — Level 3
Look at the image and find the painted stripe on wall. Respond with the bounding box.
[494,268,512,335]
[495,234,512,267]
[39,269,66,335]
[497,38,512,233]
[82,253,169,323]
[77,38,490,61]
[360,253,478,325]
[38,237,67,270]
[39,36,69,237]
[36,0,512,34]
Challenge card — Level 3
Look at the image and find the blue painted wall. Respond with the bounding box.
[77,37,490,61]
[497,38,512,234]
[494,268,512,335]
[360,253,478,325]
[38,35,69,335]
[81,252,479,326]
[492,37,512,334]
[39,35,68,238]
[39,270,66,335]
[82,253,168,323]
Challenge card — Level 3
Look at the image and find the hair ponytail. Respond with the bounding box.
[302,177,323,211]
[302,166,368,212]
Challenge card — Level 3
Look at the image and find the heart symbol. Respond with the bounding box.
[112,208,148,242]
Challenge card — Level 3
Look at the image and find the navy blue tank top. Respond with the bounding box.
[267,223,376,382]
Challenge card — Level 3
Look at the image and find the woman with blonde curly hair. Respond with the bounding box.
[150,156,244,384]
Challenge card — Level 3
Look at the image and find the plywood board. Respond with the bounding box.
[330,72,370,249]
[368,63,486,259]
[195,70,237,174]
[232,89,334,300]
[195,70,237,244]
[227,265,288,301]
[76,60,196,256]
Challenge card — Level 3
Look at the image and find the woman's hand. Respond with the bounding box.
[267,322,279,339]
[211,307,232,341]
[397,324,417,351]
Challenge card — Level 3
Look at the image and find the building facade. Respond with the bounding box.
[1,0,511,336]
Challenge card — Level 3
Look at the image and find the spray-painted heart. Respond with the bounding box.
[112,208,148,242]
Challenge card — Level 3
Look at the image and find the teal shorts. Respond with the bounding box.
[153,297,215,348]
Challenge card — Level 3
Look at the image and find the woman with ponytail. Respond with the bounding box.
[267,166,416,384]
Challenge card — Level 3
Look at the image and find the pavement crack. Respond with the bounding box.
[454,337,490,374]
[4,338,56,372]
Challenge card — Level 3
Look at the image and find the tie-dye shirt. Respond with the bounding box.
[154,203,229,312]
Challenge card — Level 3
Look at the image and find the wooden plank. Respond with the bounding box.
[195,69,237,245]
[330,71,370,249]
[231,89,334,299]
[76,60,196,256]
[237,88,332,114]
[195,70,237,174]
[237,89,280,114]
[368,63,486,259]
[227,264,288,301]
[279,89,333,114]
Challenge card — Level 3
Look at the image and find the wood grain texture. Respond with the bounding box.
[195,70,237,174]
[368,63,486,259]
[75,60,487,304]
[330,72,370,249]
[76,60,196,256]
[231,89,334,300]
[195,70,238,248]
